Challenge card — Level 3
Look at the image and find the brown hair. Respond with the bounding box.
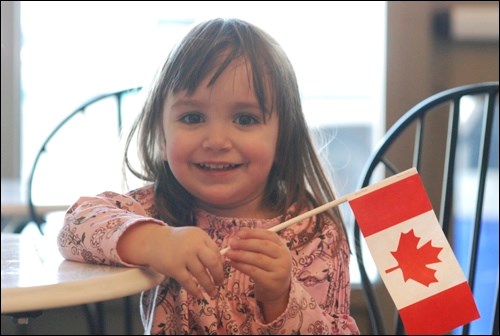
[124,18,347,244]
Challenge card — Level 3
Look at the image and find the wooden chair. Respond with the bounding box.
[353,82,499,335]
[23,86,143,334]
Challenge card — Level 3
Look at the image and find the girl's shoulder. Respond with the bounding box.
[90,184,155,207]
[126,183,155,203]
[90,184,156,215]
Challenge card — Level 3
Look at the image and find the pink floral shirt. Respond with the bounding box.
[58,185,360,335]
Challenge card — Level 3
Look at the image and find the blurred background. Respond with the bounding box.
[1,1,498,334]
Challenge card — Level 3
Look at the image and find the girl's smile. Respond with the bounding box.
[194,162,243,172]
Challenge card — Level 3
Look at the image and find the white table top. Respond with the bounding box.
[1,232,164,314]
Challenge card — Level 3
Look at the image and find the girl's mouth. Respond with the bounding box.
[197,163,242,171]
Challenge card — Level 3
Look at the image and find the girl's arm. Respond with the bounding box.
[58,186,164,266]
[57,185,224,298]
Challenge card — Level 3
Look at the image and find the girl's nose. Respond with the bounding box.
[201,125,232,151]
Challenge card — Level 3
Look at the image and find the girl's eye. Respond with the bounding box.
[180,113,204,124]
[234,114,260,126]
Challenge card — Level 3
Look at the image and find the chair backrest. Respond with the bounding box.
[353,82,499,335]
[26,86,143,234]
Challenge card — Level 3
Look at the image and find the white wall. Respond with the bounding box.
[1,1,21,179]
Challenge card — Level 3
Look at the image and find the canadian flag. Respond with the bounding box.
[349,168,480,335]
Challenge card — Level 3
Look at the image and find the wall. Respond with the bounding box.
[385,0,498,227]
[387,1,498,124]
[1,1,21,178]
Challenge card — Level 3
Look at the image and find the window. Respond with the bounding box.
[19,1,386,281]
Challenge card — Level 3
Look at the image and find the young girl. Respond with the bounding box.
[58,18,360,335]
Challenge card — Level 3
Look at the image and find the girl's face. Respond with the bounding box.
[163,58,279,218]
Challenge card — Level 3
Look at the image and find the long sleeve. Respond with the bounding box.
[57,185,164,266]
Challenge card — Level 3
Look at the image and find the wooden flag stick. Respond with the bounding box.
[220,168,417,255]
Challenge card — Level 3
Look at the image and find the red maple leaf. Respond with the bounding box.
[385,229,443,286]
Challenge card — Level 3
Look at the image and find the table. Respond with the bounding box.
[1,232,164,315]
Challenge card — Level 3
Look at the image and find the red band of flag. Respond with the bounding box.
[399,282,479,335]
[349,172,433,237]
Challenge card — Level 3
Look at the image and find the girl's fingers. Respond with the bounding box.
[227,251,274,272]
[198,243,225,285]
[175,268,204,299]
[230,260,267,279]
[229,231,284,258]
[186,261,217,297]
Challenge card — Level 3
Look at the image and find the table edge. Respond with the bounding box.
[1,266,163,314]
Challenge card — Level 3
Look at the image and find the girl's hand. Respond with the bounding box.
[225,227,292,322]
[118,223,224,299]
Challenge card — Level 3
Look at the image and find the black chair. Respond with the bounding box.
[26,86,143,235]
[353,82,499,335]
[23,86,143,335]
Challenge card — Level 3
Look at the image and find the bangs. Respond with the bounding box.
[164,19,276,118]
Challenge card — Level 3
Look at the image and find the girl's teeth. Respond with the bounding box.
[200,163,236,170]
